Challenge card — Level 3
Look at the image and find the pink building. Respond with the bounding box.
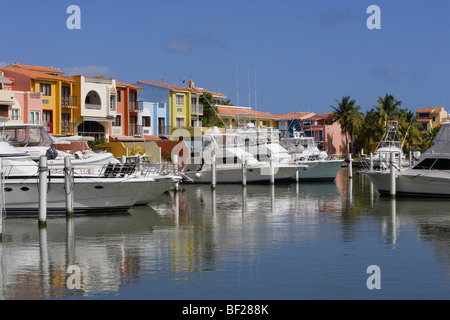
[275,112,348,155]
[0,68,43,123]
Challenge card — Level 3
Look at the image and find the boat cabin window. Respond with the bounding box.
[412,158,450,170]
[1,126,54,147]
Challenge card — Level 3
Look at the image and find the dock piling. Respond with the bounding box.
[211,149,216,190]
[269,159,275,185]
[242,159,247,187]
[348,153,353,178]
[38,156,48,228]
[64,156,74,217]
[390,151,396,198]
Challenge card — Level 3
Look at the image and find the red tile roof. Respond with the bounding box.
[7,62,64,74]
[416,107,445,114]
[137,80,227,98]
[273,112,316,120]
[116,81,142,90]
[218,106,278,119]
[0,67,75,83]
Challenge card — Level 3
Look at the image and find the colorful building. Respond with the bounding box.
[70,75,117,140]
[217,106,279,128]
[0,63,76,133]
[415,107,448,132]
[109,81,142,141]
[274,111,348,155]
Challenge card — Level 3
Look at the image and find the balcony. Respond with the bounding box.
[62,96,78,108]
[130,100,143,112]
[191,104,204,115]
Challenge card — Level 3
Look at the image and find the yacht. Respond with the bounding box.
[232,125,343,181]
[182,127,301,183]
[0,130,180,213]
[364,121,450,197]
[361,121,409,169]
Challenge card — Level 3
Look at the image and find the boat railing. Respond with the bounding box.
[100,162,179,178]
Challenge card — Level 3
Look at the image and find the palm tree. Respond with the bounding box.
[398,109,422,152]
[422,126,441,151]
[376,93,402,121]
[328,96,364,154]
[357,108,384,152]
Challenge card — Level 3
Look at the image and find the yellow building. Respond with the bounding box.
[4,63,76,134]
[416,107,448,131]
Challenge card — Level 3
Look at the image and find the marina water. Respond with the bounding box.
[0,168,449,300]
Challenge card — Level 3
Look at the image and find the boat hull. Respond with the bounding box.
[296,159,344,181]
[364,170,450,198]
[3,176,162,215]
[184,164,300,184]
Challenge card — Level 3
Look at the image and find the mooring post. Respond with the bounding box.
[64,156,74,217]
[121,155,126,164]
[0,160,3,241]
[295,169,299,183]
[409,151,412,168]
[348,153,353,178]
[242,158,247,187]
[211,148,216,190]
[172,154,179,191]
[390,151,396,198]
[369,153,374,171]
[38,156,48,228]
[269,159,275,185]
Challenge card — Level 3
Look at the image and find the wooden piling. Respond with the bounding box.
[390,151,396,198]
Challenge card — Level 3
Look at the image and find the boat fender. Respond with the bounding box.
[74,151,83,159]
[46,147,58,160]
[195,172,201,178]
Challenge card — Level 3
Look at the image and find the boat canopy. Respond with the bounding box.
[422,122,450,156]
[1,125,54,147]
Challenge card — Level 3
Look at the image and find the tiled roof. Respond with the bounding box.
[274,112,316,120]
[416,107,445,114]
[0,67,75,83]
[116,81,142,90]
[137,80,227,97]
[7,62,64,74]
[218,106,278,119]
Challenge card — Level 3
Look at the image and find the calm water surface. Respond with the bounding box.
[0,168,449,300]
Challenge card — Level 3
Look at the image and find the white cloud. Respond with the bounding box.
[63,65,113,76]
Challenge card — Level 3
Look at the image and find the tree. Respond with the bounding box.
[376,93,402,121]
[328,96,364,154]
[397,109,422,152]
[199,92,218,127]
[356,108,384,152]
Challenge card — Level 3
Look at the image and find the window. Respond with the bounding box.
[113,115,121,127]
[40,83,51,96]
[177,108,183,112]
[176,117,185,128]
[11,109,19,120]
[176,94,184,106]
[62,113,71,133]
[433,116,436,122]
[110,95,116,111]
[418,113,430,118]
[30,111,40,124]
[61,86,70,106]
[413,158,450,170]
[142,116,151,127]
[117,90,121,102]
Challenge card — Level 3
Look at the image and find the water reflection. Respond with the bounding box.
[0,169,448,299]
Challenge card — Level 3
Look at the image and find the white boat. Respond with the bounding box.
[234,126,344,181]
[182,128,301,183]
[0,134,180,214]
[364,121,450,197]
[0,123,115,174]
[362,121,409,169]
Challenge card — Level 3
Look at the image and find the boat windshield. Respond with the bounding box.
[1,125,54,147]
[412,158,450,170]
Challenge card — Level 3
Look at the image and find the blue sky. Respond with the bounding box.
[1,0,450,115]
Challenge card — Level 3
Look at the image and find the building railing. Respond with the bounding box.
[191,104,204,115]
[85,103,102,110]
[130,100,143,112]
[62,95,78,108]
